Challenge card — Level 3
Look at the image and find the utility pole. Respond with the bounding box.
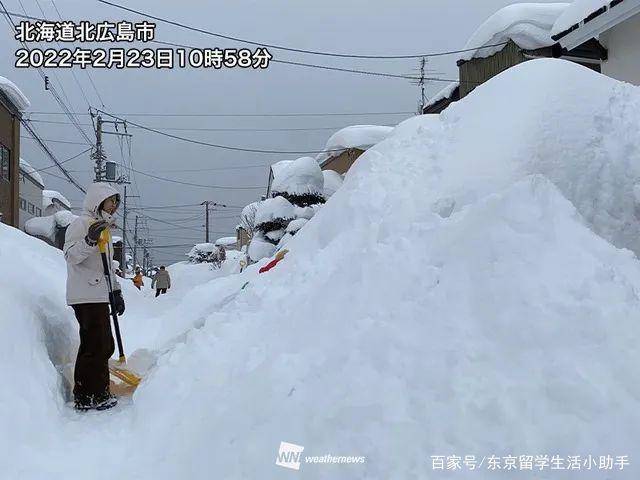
[415,57,427,114]
[201,200,228,243]
[90,109,132,183]
[91,115,105,182]
[120,187,139,274]
[133,215,139,268]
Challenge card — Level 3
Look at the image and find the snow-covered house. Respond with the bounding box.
[315,125,393,175]
[552,0,640,85]
[456,3,607,99]
[43,189,71,216]
[18,158,44,230]
[0,76,29,227]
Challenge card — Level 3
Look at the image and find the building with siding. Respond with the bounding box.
[424,3,606,114]
[552,0,640,85]
[0,76,29,226]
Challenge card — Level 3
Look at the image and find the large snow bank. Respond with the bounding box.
[43,190,71,210]
[460,3,569,62]
[552,0,610,36]
[4,59,640,480]
[0,75,30,110]
[271,156,324,197]
[316,125,393,165]
[19,158,44,187]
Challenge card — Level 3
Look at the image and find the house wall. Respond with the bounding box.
[459,41,526,98]
[320,148,365,175]
[0,92,20,226]
[18,172,43,230]
[600,13,640,85]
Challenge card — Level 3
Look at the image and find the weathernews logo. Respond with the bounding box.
[275,441,366,471]
[276,442,305,470]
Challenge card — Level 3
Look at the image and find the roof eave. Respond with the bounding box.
[556,0,640,50]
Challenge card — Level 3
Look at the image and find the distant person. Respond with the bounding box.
[132,268,144,290]
[152,265,171,297]
[218,245,226,263]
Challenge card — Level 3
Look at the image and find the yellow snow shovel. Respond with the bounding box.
[98,228,142,388]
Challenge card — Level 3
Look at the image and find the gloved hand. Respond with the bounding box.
[85,220,108,246]
[110,290,125,316]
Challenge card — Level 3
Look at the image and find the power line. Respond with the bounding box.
[97,0,509,60]
[96,109,360,155]
[19,118,86,193]
[25,117,395,133]
[29,147,93,172]
[22,134,92,146]
[0,1,93,147]
[130,166,264,190]
[150,39,436,82]
[26,110,413,118]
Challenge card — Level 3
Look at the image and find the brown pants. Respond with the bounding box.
[72,303,115,402]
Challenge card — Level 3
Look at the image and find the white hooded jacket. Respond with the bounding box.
[64,182,121,305]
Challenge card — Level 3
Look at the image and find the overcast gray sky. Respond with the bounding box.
[1,0,560,264]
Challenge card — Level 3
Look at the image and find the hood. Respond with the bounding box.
[82,182,120,218]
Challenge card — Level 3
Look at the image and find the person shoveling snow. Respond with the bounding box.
[63,182,129,411]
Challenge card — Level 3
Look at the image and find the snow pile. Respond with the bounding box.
[250,165,326,261]
[214,236,237,249]
[124,61,640,478]
[186,242,217,263]
[43,190,72,210]
[460,3,569,62]
[316,125,394,165]
[0,75,30,110]
[54,210,76,228]
[271,156,324,197]
[4,59,640,479]
[19,157,45,187]
[24,210,77,243]
[0,224,75,469]
[552,0,610,36]
[322,169,344,198]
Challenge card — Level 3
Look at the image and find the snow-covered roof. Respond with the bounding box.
[271,156,324,197]
[425,82,460,110]
[552,0,640,46]
[255,196,295,225]
[215,236,237,247]
[43,190,71,210]
[0,76,30,111]
[316,125,394,165]
[19,158,44,188]
[459,3,570,62]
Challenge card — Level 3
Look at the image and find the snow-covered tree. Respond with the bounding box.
[239,201,260,239]
[249,197,295,262]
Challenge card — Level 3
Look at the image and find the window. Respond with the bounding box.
[19,197,26,211]
[0,145,10,181]
[35,207,42,216]
[28,203,35,214]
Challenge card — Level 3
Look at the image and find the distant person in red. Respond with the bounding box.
[259,249,288,274]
